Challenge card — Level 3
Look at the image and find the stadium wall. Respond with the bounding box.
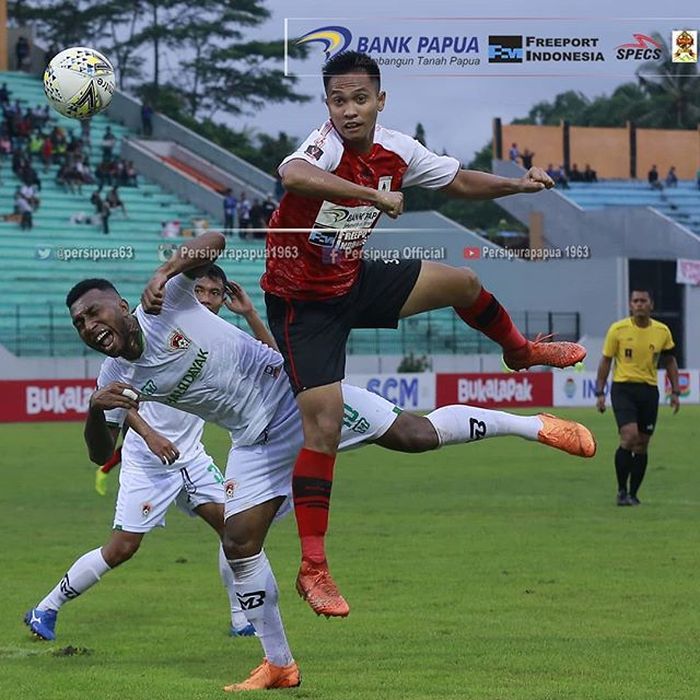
[499,122,700,180]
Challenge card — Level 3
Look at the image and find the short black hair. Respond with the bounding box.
[630,288,654,302]
[201,264,227,287]
[323,51,381,93]
[66,278,118,309]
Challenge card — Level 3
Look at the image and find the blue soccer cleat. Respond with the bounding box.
[24,608,57,641]
[230,622,256,637]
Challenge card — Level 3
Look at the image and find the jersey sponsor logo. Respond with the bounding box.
[167,328,191,352]
[141,379,158,396]
[308,201,382,253]
[165,349,209,405]
[236,590,266,610]
[263,364,282,378]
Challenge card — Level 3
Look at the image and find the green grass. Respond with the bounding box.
[1,407,698,699]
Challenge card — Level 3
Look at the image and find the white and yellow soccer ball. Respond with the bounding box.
[43,46,115,119]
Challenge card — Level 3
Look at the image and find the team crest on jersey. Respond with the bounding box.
[141,502,152,517]
[167,328,191,352]
[224,480,237,499]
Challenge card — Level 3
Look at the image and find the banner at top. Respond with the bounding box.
[285,18,698,78]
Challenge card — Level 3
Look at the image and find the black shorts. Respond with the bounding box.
[266,259,422,394]
[610,382,659,435]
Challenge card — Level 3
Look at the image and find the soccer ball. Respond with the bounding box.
[43,47,115,119]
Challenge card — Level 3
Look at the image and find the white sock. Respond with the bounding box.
[229,550,293,667]
[426,404,542,446]
[218,545,249,629]
[37,548,111,612]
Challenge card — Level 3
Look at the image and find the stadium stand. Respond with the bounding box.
[566,180,700,237]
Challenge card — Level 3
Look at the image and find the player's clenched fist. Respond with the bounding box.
[374,190,404,218]
[519,167,555,192]
[141,271,169,314]
[89,382,140,412]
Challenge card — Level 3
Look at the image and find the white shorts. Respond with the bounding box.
[223,384,400,521]
[113,454,225,533]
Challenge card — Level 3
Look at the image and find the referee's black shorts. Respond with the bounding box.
[610,381,659,435]
[266,258,422,395]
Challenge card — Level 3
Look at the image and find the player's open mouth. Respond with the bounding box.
[344,122,361,131]
[95,328,115,351]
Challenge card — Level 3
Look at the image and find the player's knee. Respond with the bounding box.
[103,537,140,567]
[461,266,481,298]
[222,529,262,560]
[303,414,341,450]
[398,417,439,452]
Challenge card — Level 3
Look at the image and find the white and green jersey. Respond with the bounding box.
[97,274,289,449]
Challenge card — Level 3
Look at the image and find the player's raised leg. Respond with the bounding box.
[399,261,586,370]
[374,406,596,458]
[222,497,300,691]
[25,531,141,640]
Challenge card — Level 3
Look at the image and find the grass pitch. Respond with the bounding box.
[1,407,698,699]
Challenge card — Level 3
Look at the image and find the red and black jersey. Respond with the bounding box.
[261,121,460,300]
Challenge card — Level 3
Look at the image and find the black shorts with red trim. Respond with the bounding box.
[611,381,659,435]
[265,258,422,394]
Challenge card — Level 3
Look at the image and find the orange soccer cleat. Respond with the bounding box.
[537,413,597,458]
[223,659,301,692]
[503,333,586,371]
[296,559,350,618]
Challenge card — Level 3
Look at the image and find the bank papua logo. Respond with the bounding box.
[488,35,523,63]
[563,377,577,399]
[296,25,352,60]
[616,34,662,61]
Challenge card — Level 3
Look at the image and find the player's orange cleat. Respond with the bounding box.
[537,413,597,458]
[503,333,586,370]
[296,559,350,618]
[223,659,301,692]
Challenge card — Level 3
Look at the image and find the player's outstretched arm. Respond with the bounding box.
[442,167,555,200]
[85,382,138,464]
[280,160,403,218]
[224,281,279,351]
[142,231,226,314]
[594,356,612,412]
[125,409,181,464]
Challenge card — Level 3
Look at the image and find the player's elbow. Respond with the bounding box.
[279,162,306,193]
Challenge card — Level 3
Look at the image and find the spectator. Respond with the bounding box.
[222,188,237,236]
[238,192,252,239]
[0,82,9,106]
[141,103,154,137]
[648,164,663,190]
[95,160,112,191]
[106,186,127,218]
[21,163,42,192]
[80,118,92,154]
[262,193,276,227]
[521,148,534,170]
[508,142,520,163]
[20,182,39,210]
[90,190,104,215]
[160,220,181,238]
[40,135,53,172]
[665,166,678,188]
[583,163,598,183]
[569,163,583,182]
[98,198,110,234]
[101,127,116,161]
[15,36,31,72]
[546,163,569,189]
[250,198,265,237]
[124,160,138,187]
[17,191,33,230]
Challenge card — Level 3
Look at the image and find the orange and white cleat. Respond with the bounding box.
[537,413,596,458]
[503,333,586,371]
[296,559,350,618]
[223,659,301,692]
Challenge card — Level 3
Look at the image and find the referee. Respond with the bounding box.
[595,289,680,506]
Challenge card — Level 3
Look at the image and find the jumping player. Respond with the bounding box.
[261,50,587,616]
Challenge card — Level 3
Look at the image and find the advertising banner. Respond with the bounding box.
[435,372,552,408]
[0,379,96,422]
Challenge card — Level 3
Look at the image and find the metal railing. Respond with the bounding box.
[0,304,580,358]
